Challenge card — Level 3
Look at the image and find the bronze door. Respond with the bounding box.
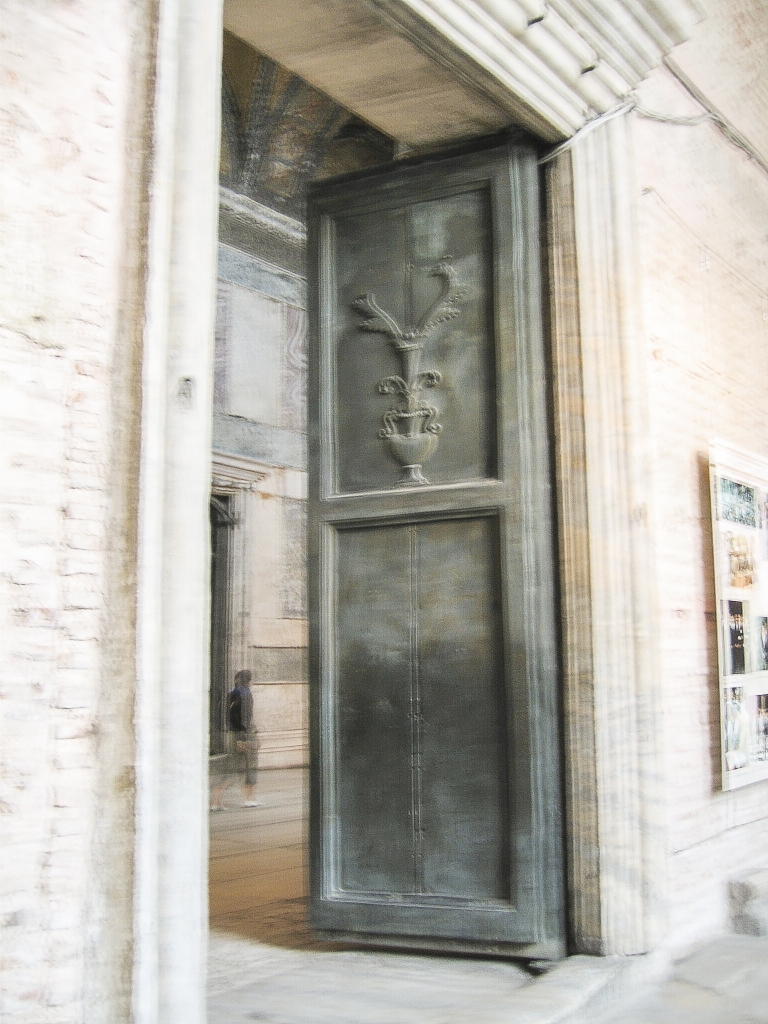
[308,143,564,957]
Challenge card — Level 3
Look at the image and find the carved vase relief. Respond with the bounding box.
[352,258,463,486]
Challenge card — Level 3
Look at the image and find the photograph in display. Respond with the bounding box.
[725,532,754,589]
[710,444,768,789]
[752,694,768,763]
[756,617,768,672]
[726,600,746,675]
[721,477,757,527]
[724,686,748,771]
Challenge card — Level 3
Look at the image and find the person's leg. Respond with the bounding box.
[211,776,232,810]
[242,748,260,806]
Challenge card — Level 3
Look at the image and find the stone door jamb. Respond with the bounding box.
[546,112,667,956]
[132,5,667,1020]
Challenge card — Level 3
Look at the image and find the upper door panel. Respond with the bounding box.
[324,178,499,495]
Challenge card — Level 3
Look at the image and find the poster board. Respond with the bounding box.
[710,441,768,790]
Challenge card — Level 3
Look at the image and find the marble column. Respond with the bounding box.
[546,112,668,955]
[132,1,223,1021]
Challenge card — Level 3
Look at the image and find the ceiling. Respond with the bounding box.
[223,0,703,145]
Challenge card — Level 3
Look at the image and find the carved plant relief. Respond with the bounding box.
[352,257,464,486]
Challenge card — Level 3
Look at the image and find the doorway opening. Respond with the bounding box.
[207,30,397,951]
[207,9,563,968]
[209,494,234,756]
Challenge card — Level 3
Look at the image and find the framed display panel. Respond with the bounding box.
[710,441,768,790]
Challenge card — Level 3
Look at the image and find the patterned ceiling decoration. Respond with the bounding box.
[220,34,394,218]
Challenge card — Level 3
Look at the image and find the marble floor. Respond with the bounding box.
[208,768,768,1024]
[207,768,536,1022]
[598,935,768,1024]
[208,766,321,950]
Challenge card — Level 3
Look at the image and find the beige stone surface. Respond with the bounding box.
[252,683,306,734]
[633,16,768,948]
[2,0,223,1017]
[598,935,768,1023]
[223,0,515,145]
[670,0,768,162]
[252,683,308,767]
[548,110,669,955]
[226,287,284,424]
[207,770,665,1024]
[223,0,702,144]
[252,619,309,648]
[0,1,155,1018]
[207,767,314,947]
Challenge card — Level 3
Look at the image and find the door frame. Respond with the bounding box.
[133,1,667,1019]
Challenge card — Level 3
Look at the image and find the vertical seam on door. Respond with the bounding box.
[409,523,425,893]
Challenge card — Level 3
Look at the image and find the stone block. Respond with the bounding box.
[227,285,283,425]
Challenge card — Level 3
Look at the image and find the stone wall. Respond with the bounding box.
[633,0,768,948]
[212,238,309,769]
[210,449,309,770]
[0,1,154,1019]
[2,2,767,1019]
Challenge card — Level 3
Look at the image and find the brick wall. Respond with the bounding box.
[635,4,768,945]
[0,2,153,1019]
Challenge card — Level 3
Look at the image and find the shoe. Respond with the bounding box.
[210,805,227,812]
[242,801,262,808]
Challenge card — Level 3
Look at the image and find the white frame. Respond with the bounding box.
[710,440,768,791]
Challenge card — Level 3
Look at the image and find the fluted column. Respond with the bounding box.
[547,112,667,955]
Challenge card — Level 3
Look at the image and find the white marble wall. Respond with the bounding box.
[3,1,765,1019]
[633,3,768,949]
[0,2,156,1018]
[212,241,310,768]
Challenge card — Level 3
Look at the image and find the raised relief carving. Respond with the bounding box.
[352,258,463,486]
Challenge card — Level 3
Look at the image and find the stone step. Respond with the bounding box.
[208,929,671,1024]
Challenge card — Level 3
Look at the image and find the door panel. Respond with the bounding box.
[309,143,564,956]
[336,524,414,894]
[335,517,508,903]
[417,517,508,902]
[333,187,496,493]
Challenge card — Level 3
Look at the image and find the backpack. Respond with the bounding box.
[228,687,244,732]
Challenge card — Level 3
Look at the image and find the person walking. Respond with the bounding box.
[210,669,260,810]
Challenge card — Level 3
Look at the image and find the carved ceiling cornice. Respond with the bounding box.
[373,0,704,137]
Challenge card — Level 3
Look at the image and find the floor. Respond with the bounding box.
[598,935,768,1024]
[208,768,768,1024]
[208,767,320,950]
[208,767,536,1023]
